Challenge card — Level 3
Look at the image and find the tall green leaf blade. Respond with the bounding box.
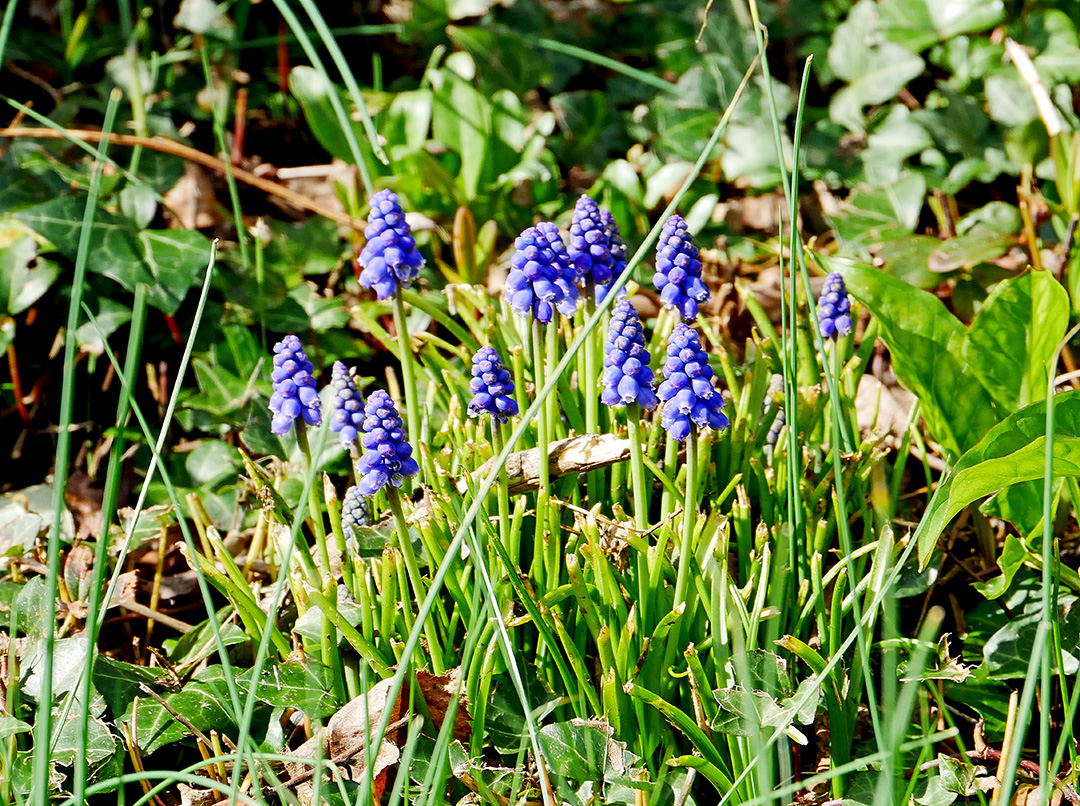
[830,258,999,457]
[962,270,1068,413]
[912,392,1080,566]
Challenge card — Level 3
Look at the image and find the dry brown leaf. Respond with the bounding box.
[163,163,222,230]
[416,668,472,744]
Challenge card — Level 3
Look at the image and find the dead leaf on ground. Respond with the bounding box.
[461,433,631,496]
[416,668,472,744]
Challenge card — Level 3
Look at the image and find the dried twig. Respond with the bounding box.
[0,127,365,230]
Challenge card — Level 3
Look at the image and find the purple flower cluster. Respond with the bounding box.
[468,346,518,423]
[817,272,852,339]
[601,300,657,410]
[504,223,578,324]
[329,361,364,450]
[357,189,424,300]
[355,390,420,497]
[653,215,709,321]
[269,335,322,436]
[569,196,627,301]
[657,324,729,442]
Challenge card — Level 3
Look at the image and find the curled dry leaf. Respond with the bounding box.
[416,667,472,744]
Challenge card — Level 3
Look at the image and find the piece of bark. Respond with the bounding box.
[460,433,631,496]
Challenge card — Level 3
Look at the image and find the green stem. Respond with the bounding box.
[492,424,513,565]
[532,318,552,583]
[627,406,651,631]
[386,487,444,673]
[673,432,697,609]
[393,287,424,481]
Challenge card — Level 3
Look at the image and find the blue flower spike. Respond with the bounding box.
[355,390,420,497]
[468,346,519,423]
[357,189,424,300]
[817,272,853,339]
[653,214,709,321]
[329,361,365,450]
[569,196,628,296]
[269,335,322,436]
[505,223,578,324]
[657,323,729,442]
[341,485,372,538]
[601,300,658,410]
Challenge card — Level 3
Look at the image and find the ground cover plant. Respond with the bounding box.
[2,0,1080,804]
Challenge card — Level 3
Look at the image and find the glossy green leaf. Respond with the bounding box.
[238,660,337,719]
[828,1,925,132]
[983,594,1080,678]
[831,258,999,458]
[909,392,1080,566]
[877,0,1005,52]
[289,66,366,163]
[13,198,210,314]
[129,665,241,753]
[827,174,926,255]
[962,270,1068,412]
[0,235,58,315]
[973,535,1029,599]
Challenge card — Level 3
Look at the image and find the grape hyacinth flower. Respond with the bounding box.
[766,408,786,446]
[504,223,577,324]
[601,300,658,410]
[817,272,853,339]
[355,390,419,497]
[657,324,729,442]
[568,196,627,301]
[653,215,709,321]
[467,346,519,423]
[341,485,372,539]
[328,362,365,450]
[269,335,322,436]
[357,189,424,300]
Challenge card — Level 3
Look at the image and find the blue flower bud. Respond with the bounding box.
[817,272,853,339]
[652,215,709,321]
[468,346,519,423]
[601,300,657,410]
[269,335,322,436]
[329,361,365,450]
[357,189,424,300]
[505,223,578,323]
[657,324,729,441]
[569,196,628,303]
[355,390,419,496]
[341,485,372,540]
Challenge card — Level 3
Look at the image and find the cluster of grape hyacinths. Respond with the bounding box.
[357,189,424,300]
[467,346,518,423]
[504,223,578,324]
[817,272,853,339]
[569,195,627,302]
[269,335,322,436]
[601,300,658,410]
[328,362,365,450]
[355,390,420,497]
[653,215,709,321]
[657,324,729,442]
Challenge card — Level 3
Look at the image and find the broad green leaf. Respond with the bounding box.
[51,710,116,766]
[874,235,942,289]
[22,635,89,702]
[983,594,1080,678]
[827,174,926,255]
[877,0,1005,52]
[926,232,1013,273]
[13,198,210,314]
[289,67,366,164]
[128,665,242,753]
[165,614,249,669]
[185,439,242,487]
[1031,10,1080,85]
[238,660,337,720]
[0,235,58,315]
[430,69,490,200]
[831,258,999,457]
[909,392,1080,566]
[973,535,1029,599]
[828,1,925,132]
[0,716,31,740]
[962,270,1068,413]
